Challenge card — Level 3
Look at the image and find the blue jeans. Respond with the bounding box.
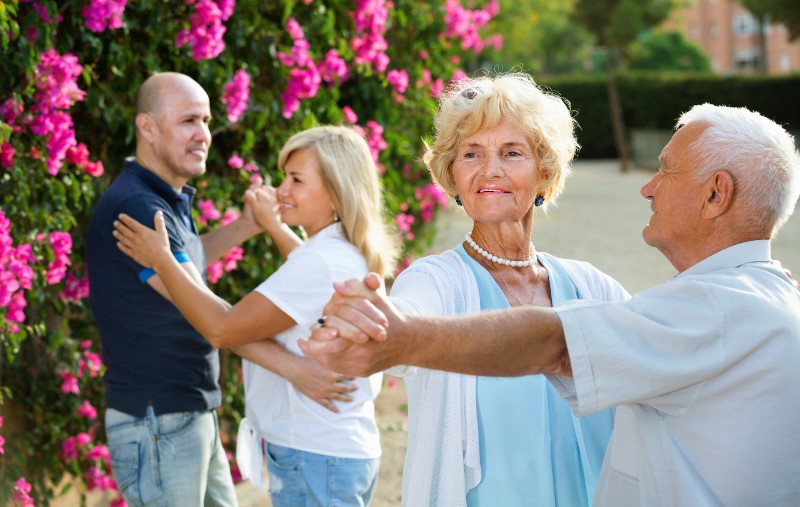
[105,407,237,507]
[264,442,380,507]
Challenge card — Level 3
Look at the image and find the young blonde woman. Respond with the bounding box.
[113,125,399,507]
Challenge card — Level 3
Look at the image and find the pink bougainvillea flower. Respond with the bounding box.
[206,260,224,284]
[12,477,34,506]
[318,49,349,85]
[0,141,16,169]
[60,371,80,394]
[176,0,228,61]
[386,69,409,94]
[77,400,98,419]
[342,106,358,124]
[82,0,128,33]
[221,69,250,122]
[227,154,244,169]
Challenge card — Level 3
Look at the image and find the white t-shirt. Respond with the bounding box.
[243,223,383,459]
[550,240,800,507]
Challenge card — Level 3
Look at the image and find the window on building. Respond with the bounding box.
[780,51,790,71]
[709,21,718,39]
[733,14,757,36]
[734,48,762,70]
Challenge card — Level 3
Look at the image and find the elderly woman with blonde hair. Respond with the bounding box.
[113,125,398,507]
[376,73,629,506]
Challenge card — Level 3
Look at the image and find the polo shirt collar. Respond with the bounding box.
[305,222,343,246]
[677,240,772,278]
[124,158,197,203]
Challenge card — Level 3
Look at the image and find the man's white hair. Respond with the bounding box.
[678,103,800,236]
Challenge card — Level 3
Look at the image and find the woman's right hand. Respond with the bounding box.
[284,355,358,413]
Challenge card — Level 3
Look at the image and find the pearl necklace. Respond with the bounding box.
[464,232,535,268]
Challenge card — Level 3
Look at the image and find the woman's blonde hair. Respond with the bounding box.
[424,72,578,212]
[278,125,399,277]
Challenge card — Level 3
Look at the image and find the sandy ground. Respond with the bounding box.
[200,160,800,507]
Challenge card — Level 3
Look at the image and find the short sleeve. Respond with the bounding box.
[117,196,187,281]
[253,248,335,328]
[554,280,725,416]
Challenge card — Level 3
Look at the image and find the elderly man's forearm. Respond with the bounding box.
[400,307,570,377]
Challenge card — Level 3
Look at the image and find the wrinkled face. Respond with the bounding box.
[451,117,539,225]
[149,83,212,185]
[277,148,336,237]
[640,122,708,259]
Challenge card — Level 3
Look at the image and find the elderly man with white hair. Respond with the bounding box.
[304,103,800,507]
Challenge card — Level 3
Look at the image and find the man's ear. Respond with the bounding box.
[135,113,156,143]
[701,170,735,219]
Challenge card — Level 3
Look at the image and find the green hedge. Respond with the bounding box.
[541,72,800,158]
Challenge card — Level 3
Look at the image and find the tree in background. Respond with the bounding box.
[628,30,712,72]
[738,0,800,39]
[572,0,673,171]
[738,0,800,74]
[486,0,594,75]
[0,0,500,504]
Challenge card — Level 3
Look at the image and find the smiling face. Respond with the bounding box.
[140,75,212,189]
[277,148,336,237]
[640,122,709,267]
[452,117,539,225]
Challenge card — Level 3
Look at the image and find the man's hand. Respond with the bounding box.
[298,273,408,377]
[243,184,282,233]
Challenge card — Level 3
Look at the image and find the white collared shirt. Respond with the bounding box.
[551,240,800,506]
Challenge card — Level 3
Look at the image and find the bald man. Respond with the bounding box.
[87,73,256,506]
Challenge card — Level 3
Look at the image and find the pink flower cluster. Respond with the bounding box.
[415,183,448,223]
[1,98,24,169]
[60,271,90,303]
[46,231,72,285]
[350,0,390,72]
[30,49,86,176]
[82,0,127,32]
[387,69,409,95]
[395,213,415,241]
[319,49,350,85]
[196,201,245,283]
[59,340,102,394]
[276,18,351,119]
[0,209,35,334]
[443,0,502,54]
[61,433,119,494]
[12,477,34,507]
[352,120,388,171]
[207,246,243,284]
[221,69,250,123]
[176,0,233,61]
[277,18,319,119]
[66,143,104,177]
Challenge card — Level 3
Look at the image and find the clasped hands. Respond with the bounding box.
[299,273,407,377]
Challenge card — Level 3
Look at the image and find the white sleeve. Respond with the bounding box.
[554,279,725,416]
[254,248,334,328]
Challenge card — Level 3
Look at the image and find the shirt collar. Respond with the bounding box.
[676,240,772,279]
[305,222,343,247]
[124,158,197,203]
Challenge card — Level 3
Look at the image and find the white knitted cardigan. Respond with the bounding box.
[388,249,630,507]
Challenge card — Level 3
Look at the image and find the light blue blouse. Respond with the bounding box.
[457,245,614,507]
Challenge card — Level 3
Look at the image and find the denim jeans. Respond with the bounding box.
[105,407,237,507]
[264,442,380,507]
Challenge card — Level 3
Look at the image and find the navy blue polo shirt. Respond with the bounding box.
[86,159,221,417]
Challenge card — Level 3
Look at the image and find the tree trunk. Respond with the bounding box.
[605,47,630,172]
[756,14,768,74]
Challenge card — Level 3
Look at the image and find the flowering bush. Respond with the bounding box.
[0,0,499,503]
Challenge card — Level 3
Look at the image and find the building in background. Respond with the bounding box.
[664,0,800,74]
